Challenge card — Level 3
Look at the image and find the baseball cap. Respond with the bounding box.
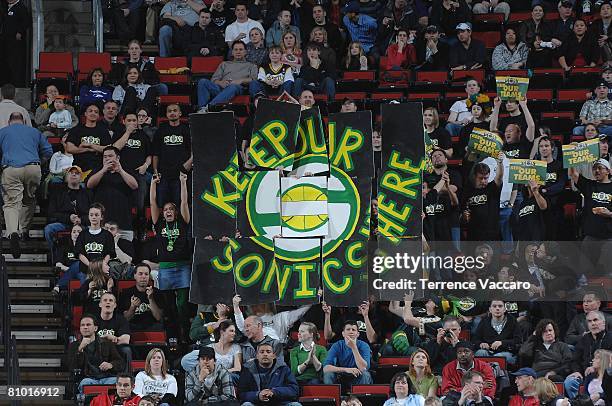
[560,0,573,8]
[456,22,472,31]
[593,158,611,170]
[343,1,360,14]
[425,25,439,33]
[66,165,83,174]
[595,81,608,89]
[511,368,537,378]
[198,346,216,359]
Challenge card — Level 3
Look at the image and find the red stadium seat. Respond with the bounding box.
[350,385,390,396]
[155,57,190,84]
[377,356,411,368]
[132,331,168,346]
[334,92,367,101]
[77,52,111,82]
[191,56,224,78]
[370,92,404,100]
[117,280,136,294]
[531,68,564,89]
[342,71,375,81]
[300,384,341,406]
[451,70,486,86]
[472,13,505,30]
[131,360,146,371]
[507,11,532,25]
[337,71,377,92]
[37,52,73,79]
[71,305,83,335]
[82,385,114,395]
[471,32,501,49]
[158,94,191,105]
[69,280,81,294]
[494,69,529,77]
[414,71,448,91]
[556,89,588,112]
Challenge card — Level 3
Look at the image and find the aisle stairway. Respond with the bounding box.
[2,209,72,404]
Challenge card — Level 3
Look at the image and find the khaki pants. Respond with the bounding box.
[1,165,42,236]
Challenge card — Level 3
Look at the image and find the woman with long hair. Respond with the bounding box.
[79,258,117,314]
[290,322,327,384]
[534,377,570,406]
[344,41,368,71]
[424,107,453,157]
[492,27,529,70]
[52,223,83,293]
[309,27,337,70]
[134,348,178,405]
[211,320,242,380]
[519,319,572,381]
[383,372,425,406]
[280,31,303,73]
[519,4,554,68]
[408,349,437,398]
[112,66,158,115]
[585,349,612,405]
[79,68,113,110]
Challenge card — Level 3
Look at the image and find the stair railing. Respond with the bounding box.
[92,0,104,53]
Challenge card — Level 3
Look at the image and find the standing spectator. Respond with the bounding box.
[344,42,369,71]
[449,23,486,71]
[224,2,265,48]
[551,1,576,47]
[90,373,141,406]
[67,315,124,393]
[385,29,416,70]
[473,300,521,365]
[445,79,481,137]
[424,107,453,157]
[383,372,425,406]
[293,43,336,101]
[342,2,379,60]
[323,320,373,387]
[238,343,301,406]
[209,0,233,32]
[185,9,226,58]
[185,346,236,405]
[519,319,572,381]
[458,94,491,158]
[79,69,114,111]
[290,322,327,384]
[491,98,535,157]
[430,0,472,42]
[96,292,132,372]
[492,27,529,70]
[266,10,301,47]
[441,343,496,399]
[65,104,111,177]
[574,82,612,136]
[119,263,165,331]
[196,41,258,110]
[1,0,30,87]
[508,368,539,406]
[134,348,178,403]
[590,1,612,62]
[377,0,419,52]
[112,67,158,115]
[249,46,294,98]
[415,25,450,71]
[565,292,612,346]
[87,146,138,241]
[0,112,53,258]
[75,203,116,277]
[159,0,205,57]
[101,100,126,142]
[472,0,510,20]
[245,28,268,66]
[152,104,192,206]
[0,84,31,128]
[514,180,548,242]
[558,19,599,71]
[520,5,554,68]
[304,5,343,55]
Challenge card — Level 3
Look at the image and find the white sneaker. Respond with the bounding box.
[198,106,209,113]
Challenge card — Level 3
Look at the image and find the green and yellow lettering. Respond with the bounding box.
[260,120,290,157]
[329,126,364,171]
[378,192,411,221]
[202,174,240,217]
[293,263,318,298]
[323,258,352,293]
[346,240,366,267]
[380,171,420,199]
[234,254,265,287]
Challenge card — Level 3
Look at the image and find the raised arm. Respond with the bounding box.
[490,97,501,131]
[179,172,190,224]
[150,173,161,224]
[519,98,536,142]
[494,152,505,187]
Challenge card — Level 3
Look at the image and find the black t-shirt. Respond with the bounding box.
[427,127,452,151]
[75,228,116,273]
[59,240,79,266]
[464,181,502,241]
[424,169,462,228]
[423,189,452,242]
[210,8,234,30]
[515,194,546,242]
[96,312,131,339]
[498,113,527,136]
[154,218,191,262]
[153,123,191,179]
[576,175,612,238]
[119,130,151,173]
[79,278,119,315]
[118,286,166,330]
[67,124,112,173]
[101,119,126,143]
[503,138,532,159]
[92,172,134,230]
[543,160,566,207]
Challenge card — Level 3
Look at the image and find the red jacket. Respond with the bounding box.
[441,358,497,398]
[508,394,539,406]
[90,392,140,406]
[385,43,416,70]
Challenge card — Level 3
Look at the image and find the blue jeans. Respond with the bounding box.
[158,263,192,290]
[451,227,461,253]
[293,77,335,101]
[499,207,514,254]
[474,349,517,365]
[79,376,117,393]
[573,124,612,136]
[57,262,87,289]
[323,370,372,385]
[248,80,294,98]
[159,25,173,57]
[197,79,244,108]
[156,176,181,208]
[445,122,464,137]
[181,349,198,372]
[563,374,582,399]
[154,83,169,96]
[44,222,68,262]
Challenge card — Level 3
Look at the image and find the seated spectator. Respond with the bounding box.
[472,0,510,20]
[408,349,438,398]
[79,69,114,111]
[344,41,369,71]
[585,349,611,405]
[104,220,134,276]
[441,342,496,399]
[101,100,126,143]
[208,0,233,32]
[574,82,612,136]
[430,0,472,42]
[185,9,226,58]
[47,97,73,132]
[197,41,258,110]
[508,368,538,406]
[304,5,343,55]
[293,43,336,101]
[266,10,300,47]
[90,372,141,405]
[458,94,491,158]
[240,315,285,366]
[35,85,79,136]
[309,27,337,71]
[189,302,232,345]
[519,5,554,68]
[117,40,167,96]
[534,377,570,406]
[492,27,529,70]
[137,107,157,141]
[112,67,158,116]
[415,25,449,71]
[591,2,612,62]
[43,133,73,198]
[249,46,294,98]
[340,98,358,112]
[563,311,612,399]
[449,23,486,71]
[385,29,416,70]
[80,258,118,315]
[290,322,327,384]
[461,157,504,241]
[134,348,178,404]
[551,1,574,47]
[519,319,572,381]
[474,300,521,364]
[67,315,125,393]
[342,2,378,59]
[280,31,303,73]
[558,19,599,71]
[119,263,165,331]
[137,396,157,406]
[402,292,443,340]
[565,291,612,346]
[159,0,205,57]
[442,371,494,406]
[52,224,83,293]
[424,398,442,406]
[424,107,453,157]
[44,165,91,262]
[97,292,131,371]
[445,79,482,137]
[185,347,237,406]
[245,27,268,66]
[425,316,463,375]
[342,396,363,406]
[87,146,139,241]
[238,343,300,406]
[224,2,265,48]
[323,320,373,387]
[75,202,116,284]
[102,0,139,40]
[383,372,425,406]
[66,104,111,177]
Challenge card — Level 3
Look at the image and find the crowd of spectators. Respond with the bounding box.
[1,0,612,405]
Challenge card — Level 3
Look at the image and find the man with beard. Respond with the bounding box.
[441,342,496,399]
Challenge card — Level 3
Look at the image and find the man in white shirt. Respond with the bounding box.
[224,2,264,48]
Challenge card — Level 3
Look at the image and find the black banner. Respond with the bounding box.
[293,107,329,176]
[232,237,279,305]
[322,238,369,306]
[190,111,237,173]
[328,111,374,178]
[275,238,321,306]
[189,239,236,304]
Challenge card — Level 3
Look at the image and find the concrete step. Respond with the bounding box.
[10,330,59,341]
[0,371,70,382]
[10,304,54,314]
[0,358,62,368]
[4,253,48,263]
[0,344,65,354]
[10,291,57,302]
[11,316,63,327]
[3,229,44,239]
[9,278,52,288]
[7,264,55,275]
[1,240,48,251]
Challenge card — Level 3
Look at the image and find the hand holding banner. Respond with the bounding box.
[562,139,600,168]
[496,76,530,101]
[508,159,547,185]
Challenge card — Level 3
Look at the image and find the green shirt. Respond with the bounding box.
[290,344,328,381]
[408,373,438,398]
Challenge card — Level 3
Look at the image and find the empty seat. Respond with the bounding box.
[300,384,341,406]
[77,52,112,82]
[191,56,224,79]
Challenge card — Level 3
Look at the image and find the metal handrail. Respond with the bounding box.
[92,0,104,53]
[31,0,44,77]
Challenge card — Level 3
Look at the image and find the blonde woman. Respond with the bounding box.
[344,41,367,71]
[423,107,453,157]
[309,27,337,70]
[280,31,302,72]
[408,349,438,398]
[586,349,611,405]
[134,348,178,405]
[79,257,116,314]
[534,377,570,406]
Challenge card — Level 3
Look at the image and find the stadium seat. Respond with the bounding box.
[334,92,368,102]
[76,52,112,82]
[82,385,114,395]
[414,71,448,91]
[36,52,73,80]
[71,305,83,336]
[451,70,486,87]
[350,385,390,406]
[117,280,136,294]
[68,280,81,295]
[565,66,602,89]
[526,89,554,113]
[475,356,507,371]
[507,11,533,25]
[556,89,588,112]
[376,356,411,384]
[472,13,505,31]
[471,32,501,49]
[191,56,224,79]
[407,92,441,109]
[131,360,146,371]
[337,71,377,92]
[155,57,190,84]
[531,68,564,89]
[300,384,341,406]
[132,331,168,346]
